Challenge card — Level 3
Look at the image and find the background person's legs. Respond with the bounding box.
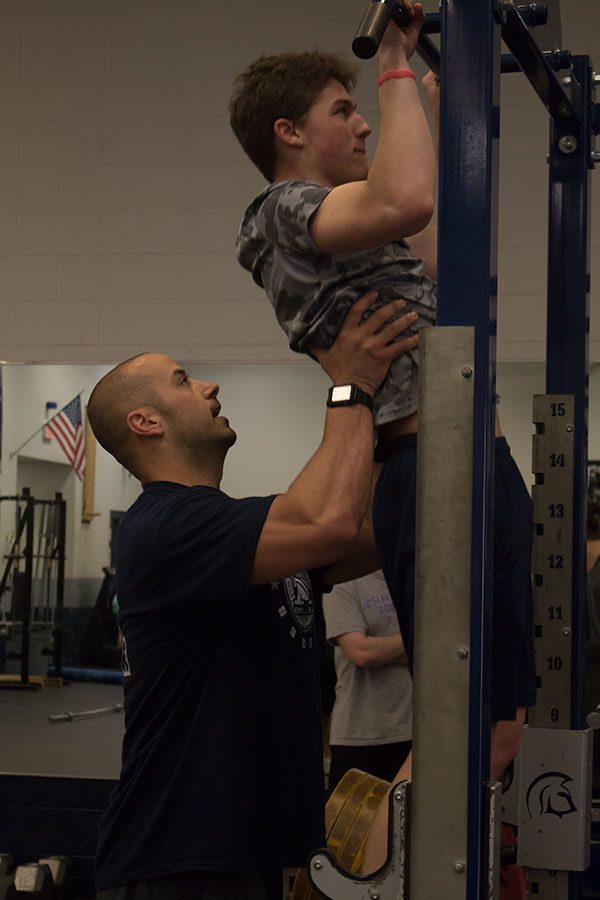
[328,741,412,792]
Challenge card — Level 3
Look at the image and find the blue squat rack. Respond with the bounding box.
[306,2,598,899]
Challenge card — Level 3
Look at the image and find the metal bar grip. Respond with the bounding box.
[352,0,410,60]
[415,33,440,75]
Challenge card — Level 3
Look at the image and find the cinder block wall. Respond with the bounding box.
[0,0,596,365]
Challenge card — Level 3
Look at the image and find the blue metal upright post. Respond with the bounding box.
[529,52,593,900]
[437,2,501,897]
[545,54,592,734]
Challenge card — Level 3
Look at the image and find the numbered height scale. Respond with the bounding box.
[528,394,575,900]
[531,394,574,731]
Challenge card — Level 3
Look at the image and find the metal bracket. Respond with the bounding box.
[517,726,592,871]
[486,782,502,900]
[501,5,577,125]
[307,780,410,900]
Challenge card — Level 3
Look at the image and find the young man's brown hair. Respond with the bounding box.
[229,51,359,182]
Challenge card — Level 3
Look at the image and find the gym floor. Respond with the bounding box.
[1,682,123,779]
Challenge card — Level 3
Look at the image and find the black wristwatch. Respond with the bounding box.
[326,384,374,411]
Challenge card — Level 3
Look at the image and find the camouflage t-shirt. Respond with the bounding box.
[236,180,437,425]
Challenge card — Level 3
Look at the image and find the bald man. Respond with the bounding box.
[89,294,418,900]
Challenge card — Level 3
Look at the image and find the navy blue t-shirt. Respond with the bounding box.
[95,482,325,890]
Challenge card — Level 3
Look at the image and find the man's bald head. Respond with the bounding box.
[88,353,166,467]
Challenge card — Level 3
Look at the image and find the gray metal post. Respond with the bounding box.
[410,326,484,900]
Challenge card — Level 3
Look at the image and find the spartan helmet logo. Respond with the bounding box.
[525,771,577,819]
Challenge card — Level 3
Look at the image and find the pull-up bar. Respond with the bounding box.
[352,1,584,128]
[351,1,439,70]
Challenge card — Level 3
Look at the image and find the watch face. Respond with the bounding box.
[331,385,352,402]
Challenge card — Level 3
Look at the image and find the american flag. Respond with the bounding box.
[47,395,85,480]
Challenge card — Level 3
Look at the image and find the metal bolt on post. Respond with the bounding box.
[558,135,578,153]
[457,647,469,659]
[588,709,600,728]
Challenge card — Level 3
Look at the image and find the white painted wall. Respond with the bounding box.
[0,0,596,365]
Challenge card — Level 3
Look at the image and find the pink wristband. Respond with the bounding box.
[377,68,416,87]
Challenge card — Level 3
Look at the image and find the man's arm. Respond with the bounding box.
[404,72,439,279]
[490,709,526,781]
[310,8,436,254]
[323,575,408,665]
[336,631,408,667]
[250,293,418,584]
[324,514,380,585]
[421,69,439,158]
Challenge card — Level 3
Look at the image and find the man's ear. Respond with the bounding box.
[127,409,164,438]
[273,117,304,148]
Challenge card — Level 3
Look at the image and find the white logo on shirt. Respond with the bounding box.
[272,573,314,649]
[120,631,131,677]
